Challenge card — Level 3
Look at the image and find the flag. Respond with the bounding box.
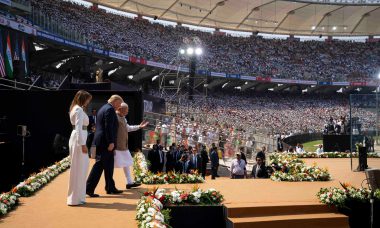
[5,33,13,78]
[13,33,20,61]
[0,32,6,77]
[21,37,27,74]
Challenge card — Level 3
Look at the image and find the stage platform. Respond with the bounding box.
[1,158,379,228]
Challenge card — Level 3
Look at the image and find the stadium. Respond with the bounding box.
[0,0,380,228]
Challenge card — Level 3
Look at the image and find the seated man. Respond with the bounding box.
[251,156,269,179]
[316,144,323,155]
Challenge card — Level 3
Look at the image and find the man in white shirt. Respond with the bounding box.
[230,152,246,179]
[316,144,323,155]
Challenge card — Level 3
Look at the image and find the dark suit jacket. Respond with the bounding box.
[148,148,164,172]
[93,103,118,152]
[251,164,269,179]
[190,154,202,171]
[201,149,209,166]
[177,160,191,174]
[210,150,219,168]
[89,115,96,127]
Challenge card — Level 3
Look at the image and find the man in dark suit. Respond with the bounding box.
[177,154,191,174]
[190,147,202,174]
[86,95,123,196]
[88,108,97,130]
[174,145,185,172]
[210,143,219,180]
[200,145,209,178]
[147,144,164,173]
[251,156,269,179]
[166,144,177,172]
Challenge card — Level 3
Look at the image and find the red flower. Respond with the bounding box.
[3,200,8,204]
[159,196,165,202]
[144,192,150,196]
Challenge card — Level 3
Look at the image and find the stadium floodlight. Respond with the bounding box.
[152,75,159,81]
[187,47,194,55]
[195,47,203,55]
[179,49,185,54]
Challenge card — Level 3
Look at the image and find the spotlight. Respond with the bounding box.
[332,26,337,31]
[187,47,194,55]
[179,49,185,54]
[195,47,203,55]
[152,75,159,81]
[311,26,316,30]
[127,75,134,80]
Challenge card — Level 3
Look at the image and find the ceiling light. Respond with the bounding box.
[187,47,194,55]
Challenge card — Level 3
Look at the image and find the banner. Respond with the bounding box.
[332,81,349,86]
[318,81,332,85]
[0,15,36,35]
[241,75,256,81]
[109,51,129,61]
[350,82,367,86]
[226,73,241,79]
[129,56,147,64]
[256,76,271,82]
[210,72,226,78]
[0,31,6,77]
[0,0,11,6]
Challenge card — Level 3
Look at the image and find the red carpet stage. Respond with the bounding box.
[1,158,379,228]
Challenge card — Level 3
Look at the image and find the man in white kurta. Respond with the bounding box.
[114,103,148,189]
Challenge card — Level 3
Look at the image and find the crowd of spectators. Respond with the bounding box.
[144,89,376,158]
[31,0,380,82]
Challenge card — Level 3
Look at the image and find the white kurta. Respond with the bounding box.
[67,105,89,205]
[114,119,140,168]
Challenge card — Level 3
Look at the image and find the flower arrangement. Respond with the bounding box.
[269,154,330,182]
[273,152,380,159]
[136,186,224,228]
[0,192,20,216]
[12,156,71,197]
[317,182,380,209]
[133,152,204,184]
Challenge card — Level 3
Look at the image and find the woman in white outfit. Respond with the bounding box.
[67,90,92,206]
[115,103,148,189]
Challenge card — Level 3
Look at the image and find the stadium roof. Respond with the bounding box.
[89,0,380,36]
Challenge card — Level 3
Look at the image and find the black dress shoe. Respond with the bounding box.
[126,183,141,189]
[87,192,100,197]
[106,189,123,194]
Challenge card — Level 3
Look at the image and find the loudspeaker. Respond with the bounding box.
[365,169,380,190]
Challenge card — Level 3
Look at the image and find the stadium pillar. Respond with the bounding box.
[188,56,196,100]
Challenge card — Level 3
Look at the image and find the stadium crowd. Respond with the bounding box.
[144,90,376,157]
[32,0,380,82]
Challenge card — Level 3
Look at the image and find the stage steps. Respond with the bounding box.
[225,202,348,228]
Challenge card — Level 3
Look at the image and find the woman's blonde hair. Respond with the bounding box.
[70,90,92,112]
